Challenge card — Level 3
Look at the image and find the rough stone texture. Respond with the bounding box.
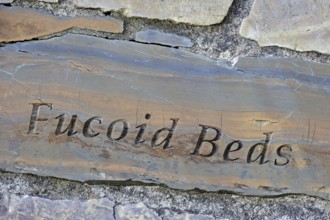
[1,34,330,199]
[115,202,160,220]
[0,194,115,219]
[240,0,330,55]
[72,0,234,26]
[164,214,215,220]
[0,172,329,219]
[11,0,330,64]
[135,30,193,47]
[0,6,123,43]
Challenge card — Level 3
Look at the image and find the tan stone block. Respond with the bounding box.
[0,6,123,43]
[72,0,233,26]
[240,0,330,54]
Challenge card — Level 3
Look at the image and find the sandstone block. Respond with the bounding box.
[240,0,330,54]
[0,6,123,43]
[72,0,234,26]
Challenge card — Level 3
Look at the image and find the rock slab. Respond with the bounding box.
[72,0,234,25]
[240,0,330,54]
[0,34,330,200]
[0,0,13,3]
[135,30,193,48]
[39,0,58,3]
[0,6,123,43]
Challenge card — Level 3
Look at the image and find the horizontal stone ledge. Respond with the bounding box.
[0,34,329,200]
[0,6,123,43]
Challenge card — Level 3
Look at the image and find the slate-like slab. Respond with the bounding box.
[0,6,123,43]
[240,0,330,54]
[0,34,330,200]
[135,30,193,48]
[72,0,233,26]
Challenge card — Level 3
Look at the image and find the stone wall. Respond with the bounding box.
[1,0,330,219]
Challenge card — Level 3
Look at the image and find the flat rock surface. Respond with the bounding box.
[39,0,58,2]
[115,202,160,220]
[0,34,330,200]
[0,6,123,43]
[0,194,115,219]
[135,30,193,48]
[240,0,330,54]
[72,0,234,26]
[0,0,13,3]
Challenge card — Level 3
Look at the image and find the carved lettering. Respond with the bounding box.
[107,119,129,141]
[275,144,292,166]
[151,118,179,149]
[224,140,243,161]
[247,132,272,165]
[55,114,78,136]
[191,124,221,157]
[27,103,52,134]
[135,113,151,144]
[26,104,294,166]
[83,116,102,138]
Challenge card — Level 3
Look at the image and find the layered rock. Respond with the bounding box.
[0,6,123,43]
[0,34,329,199]
[135,30,193,48]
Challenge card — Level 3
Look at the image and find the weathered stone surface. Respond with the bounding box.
[72,0,234,26]
[1,194,115,219]
[0,173,329,220]
[0,0,13,3]
[0,6,123,43]
[39,0,58,3]
[240,0,330,54]
[0,34,330,200]
[164,214,215,220]
[135,30,193,48]
[115,202,160,220]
